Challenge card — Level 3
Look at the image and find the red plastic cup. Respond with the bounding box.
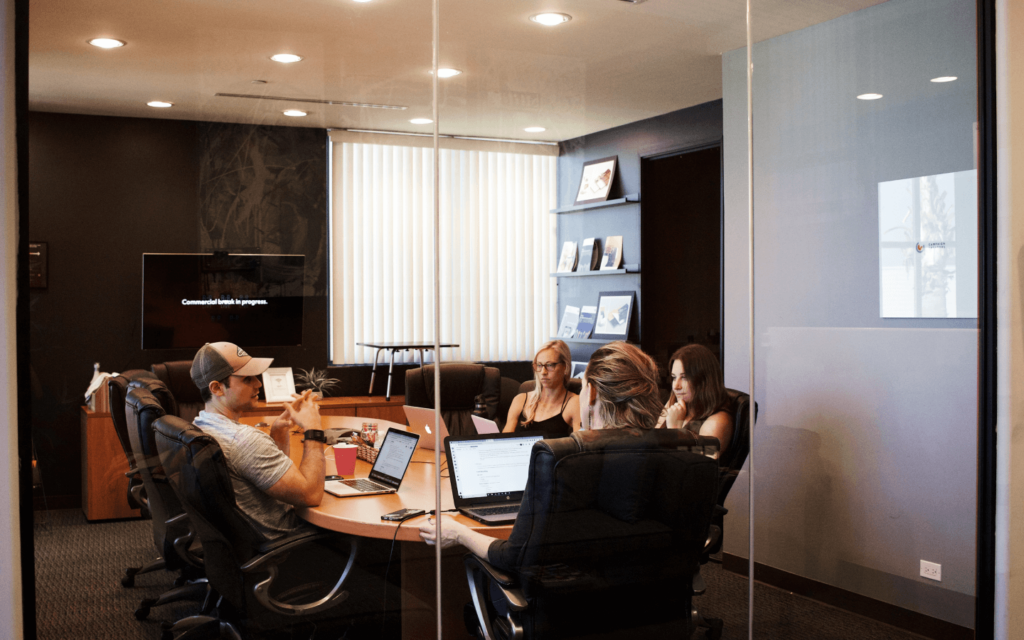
[332,444,358,476]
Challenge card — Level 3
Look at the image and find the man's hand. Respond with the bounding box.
[269,409,295,452]
[283,390,322,433]
[418,515,495,558]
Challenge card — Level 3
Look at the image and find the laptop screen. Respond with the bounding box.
[448,434,545,500]
[369,429,419,486]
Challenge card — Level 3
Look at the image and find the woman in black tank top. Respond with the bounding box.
[505,340,580,436]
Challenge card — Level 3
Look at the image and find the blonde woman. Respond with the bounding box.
[504,340,581,436]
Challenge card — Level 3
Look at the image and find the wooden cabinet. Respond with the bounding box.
[81,407,140,521]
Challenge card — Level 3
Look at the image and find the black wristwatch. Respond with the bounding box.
[302,429,326,443]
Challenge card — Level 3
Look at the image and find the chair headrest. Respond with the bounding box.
[518,379,583,395]
[128,377,178,416]
[406,362,499,408]
[152,360,204,405]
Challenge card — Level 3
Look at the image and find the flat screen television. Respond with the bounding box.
[142,253,304,350]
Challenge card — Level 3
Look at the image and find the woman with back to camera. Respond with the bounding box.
[657,344,733,456]
[504,339,581,436]
[420,341,664,560]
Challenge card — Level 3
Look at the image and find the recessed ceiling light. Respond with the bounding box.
[432,68,462,78]
[410,118,433,125]
[931,76,958,83]
[88,38,126,49]
[530,13,572,26]
[524,126,546,133]
[271,53,303,63]
[352,0,373,3]
[283,109,307,117]
[857,93,883,100]
[147,101,173,108]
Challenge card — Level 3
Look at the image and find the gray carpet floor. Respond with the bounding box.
[34,509,930,639]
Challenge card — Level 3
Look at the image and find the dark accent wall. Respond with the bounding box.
[556,100,724,371]
[28,113,329,504]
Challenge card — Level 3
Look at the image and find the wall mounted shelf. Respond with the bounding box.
[551,194,640,214]
[551,267,639,278]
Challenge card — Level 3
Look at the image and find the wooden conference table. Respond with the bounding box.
[241,414,509,638]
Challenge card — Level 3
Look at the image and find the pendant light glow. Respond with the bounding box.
[147,101,173,108]
[283,109,307,117]
[410,118,433,125]
[432,68,462,78]
[524,126,546,133]
[931,76,957,83]
[857,93,883,100]
[271,54,303,63]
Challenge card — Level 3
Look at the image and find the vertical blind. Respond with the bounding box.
[330,133,558,365]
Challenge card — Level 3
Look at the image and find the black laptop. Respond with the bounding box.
[444,432,546,525]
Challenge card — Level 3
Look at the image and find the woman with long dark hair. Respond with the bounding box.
[657,344,733,454]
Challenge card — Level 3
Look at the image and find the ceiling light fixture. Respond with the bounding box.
[410,118,433,125]
[931,76,957,83]
[524,126,546,133]
[857,93,883,100]
[283,109,307,117]
[530,13,572,26]
[147,101,173,108]
[352,0,374,3]
[271,53,303,63]
[432,68,462,78]
[88,38,126,49]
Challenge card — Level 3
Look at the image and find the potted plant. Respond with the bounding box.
[294,367,341,399]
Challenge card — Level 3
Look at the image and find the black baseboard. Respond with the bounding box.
[722,553,974,640]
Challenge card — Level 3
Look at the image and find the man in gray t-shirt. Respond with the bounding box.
[190,341,326,541]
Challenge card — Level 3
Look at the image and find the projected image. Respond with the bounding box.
[878,170,977,318]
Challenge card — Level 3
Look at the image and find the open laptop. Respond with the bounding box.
[471,414,500,434]
[403,405,450,450]
[324,428,420,498]
[444,432,546,525]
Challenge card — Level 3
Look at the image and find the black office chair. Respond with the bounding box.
[151,360,203,423]
[404,362,502,437]
[153,414,360,639]
[691,388,756,639]
[463,428,720,639]
[108,369,162,587]
[124,381,208,621]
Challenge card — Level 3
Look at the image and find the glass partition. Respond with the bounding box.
[738,0,980,637]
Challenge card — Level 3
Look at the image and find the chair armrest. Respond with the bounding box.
[166,512,204,569]
[465,555,528,611]
[242,532,359,617]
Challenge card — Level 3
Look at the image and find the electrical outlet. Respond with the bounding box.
[920,560,942,581]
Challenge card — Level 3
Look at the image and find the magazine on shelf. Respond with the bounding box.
[580,237,601,271]
[600,236,623,270]
[557,305,581,339]
[574,306,597,339]
[556,241,579,273]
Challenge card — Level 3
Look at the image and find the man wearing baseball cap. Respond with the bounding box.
[191,341,325,540]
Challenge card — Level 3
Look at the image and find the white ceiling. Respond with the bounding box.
[30,0,886,142]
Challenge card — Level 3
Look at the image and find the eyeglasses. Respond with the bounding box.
[533,362,562,373]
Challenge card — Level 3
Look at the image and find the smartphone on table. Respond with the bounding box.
[381,508,426,521]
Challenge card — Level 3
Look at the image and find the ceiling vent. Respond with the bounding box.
[214,93,407,110]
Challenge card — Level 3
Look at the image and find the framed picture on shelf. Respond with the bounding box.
[262,367,296,403]
[573,156,618,206]
[592,291,635,341]
[570,361,588,379]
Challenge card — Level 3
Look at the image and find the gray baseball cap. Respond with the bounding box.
[191,342,274,390]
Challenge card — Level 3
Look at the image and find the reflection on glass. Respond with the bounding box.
[879,170,977,318]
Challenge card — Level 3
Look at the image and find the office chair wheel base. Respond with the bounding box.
[703,618,723,640]
[122,568,139,588]
[135,600,155,620]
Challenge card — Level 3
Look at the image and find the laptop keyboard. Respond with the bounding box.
[342,478,389,492]
[474,504,520,516]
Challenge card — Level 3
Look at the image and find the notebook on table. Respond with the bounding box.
[404,405,451,450]
[324,428,419,498]
[444,432,546,525]
[470,414,500,434]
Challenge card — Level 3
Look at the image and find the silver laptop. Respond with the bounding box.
[403,405,450,450]
[471,414,500,434]
[444,432,545,525]
[324,429,419,498]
